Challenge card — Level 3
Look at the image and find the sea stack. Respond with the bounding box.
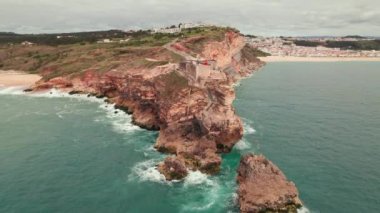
[237,154,302,213]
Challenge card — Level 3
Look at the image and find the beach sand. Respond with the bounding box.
[0,70,41,87]
[259,56,380,62]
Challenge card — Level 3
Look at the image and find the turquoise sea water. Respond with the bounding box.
[1,62,380,212]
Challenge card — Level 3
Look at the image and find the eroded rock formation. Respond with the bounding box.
[237,154,303,213]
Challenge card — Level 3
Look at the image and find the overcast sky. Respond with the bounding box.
[1,0,379,36]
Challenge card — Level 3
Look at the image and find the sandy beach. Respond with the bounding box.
[259,56,380,62]
[0,70,41,87]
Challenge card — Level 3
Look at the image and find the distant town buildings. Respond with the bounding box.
[56,35,75,39]
[96,38,130,44]
[246,36,380,57]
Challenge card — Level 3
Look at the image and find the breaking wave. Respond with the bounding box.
[33,90,141,134]
[29,89,103,103]
[298,206,311,213]
[242,119,256,135]
[129,159,167,184]
[129,158,221,212]
[184,171,214,187]
[0,87,140,134]
[97,103,141,134]
[234,138,251,150]
[0,86,26,95]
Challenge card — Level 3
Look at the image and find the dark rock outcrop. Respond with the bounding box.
[237,154,302,213]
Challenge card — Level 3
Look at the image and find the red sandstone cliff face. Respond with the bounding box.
[31,30,265,180]
[237,154,303,213]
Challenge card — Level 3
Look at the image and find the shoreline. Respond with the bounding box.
[259,56,380,62]
[0,70,41,87]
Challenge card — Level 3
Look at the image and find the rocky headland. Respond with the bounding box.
[2,27,263,178]
[1,26,303,212]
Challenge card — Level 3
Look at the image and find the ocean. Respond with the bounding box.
[1,62,379,212]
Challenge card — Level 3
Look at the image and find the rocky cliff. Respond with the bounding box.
[237,154,303,213]
[26,28,264,180]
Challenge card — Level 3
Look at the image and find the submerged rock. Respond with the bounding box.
[237,154,302,213]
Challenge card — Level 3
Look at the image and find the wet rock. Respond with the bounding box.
[237,154,302,213]
[158,156,188,181]
[68,90,83,95]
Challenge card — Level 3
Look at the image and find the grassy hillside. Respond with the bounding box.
[0,43,181,80]
[0,26,234,80]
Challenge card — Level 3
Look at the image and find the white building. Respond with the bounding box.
[97,39,113,43]
[179,23,198,29]
[153,27,181,34]
[21,41,34,46]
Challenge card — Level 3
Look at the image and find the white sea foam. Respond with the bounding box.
[15,88,139,134]
[56,112,64,119]
[184,171,214,187]
[231,192,238,206]
[29,88,67,98]
[181,172,219,212]
[28,89,103,104]
[235,138,251,150]
[298,207,311,213]
[243,120,256,135]
[98,102,141,134]
[0,86,26,95]
[232,82,241,88]
[129,159,167,184]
